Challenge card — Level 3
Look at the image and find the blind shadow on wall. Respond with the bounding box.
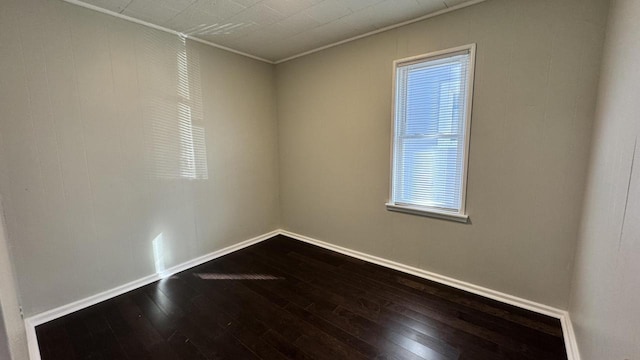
[140,31,208,181]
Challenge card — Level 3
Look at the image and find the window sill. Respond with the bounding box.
[385,203,469,223]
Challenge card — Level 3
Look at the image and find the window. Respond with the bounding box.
[387,44,476,223]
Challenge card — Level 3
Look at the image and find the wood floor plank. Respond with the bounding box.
[152,278,261,359]
[36,235,567,360]
[251,242,564,359]
[201,255,383,358]
[234,248,448,359]
[131,289,210,359]
[36,321,77,360]
[224,240,553,359]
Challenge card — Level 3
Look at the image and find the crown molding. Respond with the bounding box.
[62,0,487,65]
[61,0,276,64]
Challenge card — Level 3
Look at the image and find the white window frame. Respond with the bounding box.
[386,44,476,223]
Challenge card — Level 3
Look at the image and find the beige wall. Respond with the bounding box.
[0,0,280,317]
[276,0,609,309]
[568,0,640,358]
[0,0,618,337]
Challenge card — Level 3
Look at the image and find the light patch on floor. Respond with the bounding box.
[194,273,283,280]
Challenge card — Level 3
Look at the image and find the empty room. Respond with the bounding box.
[0,0,638,359]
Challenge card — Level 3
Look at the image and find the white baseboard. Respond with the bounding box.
[23,228,580,360]
[279,229,581,360]
[561,312,581,360]
[24,229,279,360]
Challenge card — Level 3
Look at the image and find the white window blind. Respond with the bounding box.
[388,45,475,222]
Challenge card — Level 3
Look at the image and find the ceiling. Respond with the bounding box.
[72,0,479,62]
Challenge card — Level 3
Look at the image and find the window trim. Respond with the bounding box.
[387,44,476,223]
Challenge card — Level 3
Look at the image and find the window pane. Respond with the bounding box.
[396,137,463,210]
[404,62,464,136]
[392,48,472,214]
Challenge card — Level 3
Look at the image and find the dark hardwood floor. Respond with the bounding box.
[36,235,567,360]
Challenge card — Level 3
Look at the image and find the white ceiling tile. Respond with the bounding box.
[332,7,378,33]
[367,0,446,28]
[228,3,285,26]
[341,0,385,12]
[164,6,224,32]
[277,12,321,34]
[416,0,447,12]
[304,22,360,45]
[262,0,319,17]
[194,21,258,37]
[81,0,132,13]
[252,22,302,40]
[444,0,471,7]
[303,0,352,24]
[123,0,183,24]
[231,0,260,7]
[75,0,478,61]
[152,0,197,12]
[189,0,247,20]
[123,8,179,25]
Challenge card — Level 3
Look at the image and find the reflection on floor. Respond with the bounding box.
[36,235,567,359]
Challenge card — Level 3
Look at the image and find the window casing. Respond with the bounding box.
[387,44,476,223]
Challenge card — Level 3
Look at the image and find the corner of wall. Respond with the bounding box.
[273,63,287,231]
[0,198,28,360]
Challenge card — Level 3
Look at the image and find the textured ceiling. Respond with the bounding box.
[74,0,478,62]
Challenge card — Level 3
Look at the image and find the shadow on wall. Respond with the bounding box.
[141,31,208,181]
